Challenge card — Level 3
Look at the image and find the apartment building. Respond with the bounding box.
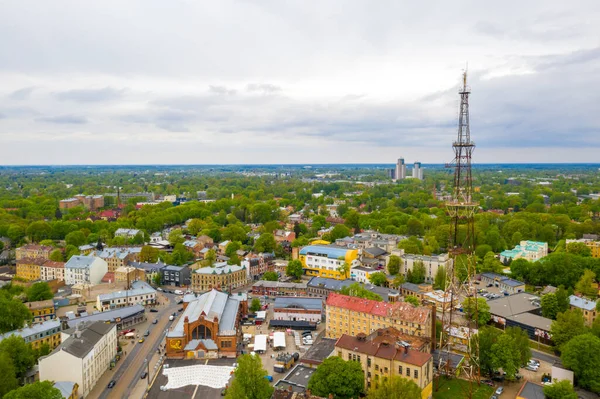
[241,253,275,280]
[15,244,53,261]
[59,195,104,211]
[114,228,141,239]
[390,250,452,284]
[162,265,192,287]
[500,241,548,263]
[64,256,108,286]
[335,329,433,398]
[40,261,65,281]
[273,297,323,323]
[252,281,308,297]
[96,281,156,311]
[39,321,117,398]
[26,299,56,322]
[299,245,359,280]
[92,247,141,273]
[480,272,525,294]
[192,263,248,292]
[325,293,433,341]
[569,295,598,327]
[114,266,145,284]
[16,257,46,281]
[0,319,62,350]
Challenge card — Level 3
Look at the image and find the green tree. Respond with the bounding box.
[406,261,426,284]
[152,272,163,286]
[262,221,281,234]
[491,333,522,379]
[65,230,86,247]
[330,224,351,241]
[366,375,421,399]
[475,244,493,261]
[551,309,588,350]
[286,260,304,280]
[187,219,204,236]
[387,255,400,275]
[339,283,383,301]
[433,265,447,290]
[543,380,578,399]
[7,225,25,244]
[205,248,217,266]
[405,295,420,307]
[49,249,64,262]
[225,354,273,399]
[225,241,242,258]
[390,274,405,289]
[254,233,277,253]
[308,356,364,399]
[337,261,351,279]
[0,353,18,398]
[0,335,36,379]
[0,294,31,334]
[168,229,185,247]
[140,245,159,263]
[222,225,248,243]
[368,272,388,287]
[461,297,491,326]
[26,221,53,242]
[575,269,597,298]
[556,285,571,313]
[398,237,422,255]
[566,242,592,257]
[262,271,278,281]
[131,232,145,245]
[64,244,80,260]
[470,327,501,376]
[561,334,600,393]
[26,282,53,302]
[481,252,503,273]
[3,380,63,399]
[250,298,262,313]
[505,326,531,366]
[541,293,559,319]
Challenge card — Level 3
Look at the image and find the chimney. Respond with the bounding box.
[404,344,408,354]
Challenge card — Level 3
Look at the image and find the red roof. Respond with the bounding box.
[326,293,431,324]
[43,261,65,269]
[98,210,118,218]
[335,332,432,366]
[101,272,115,283]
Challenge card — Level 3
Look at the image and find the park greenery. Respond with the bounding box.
[225,354,273,399]
[307,356,364,399]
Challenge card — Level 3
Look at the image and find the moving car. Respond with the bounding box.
[495,386,504,395]
[144,330,150,336]
[169,315,174,321]
[138,338,145,343]
[150,309,158,313]
[140,372,148,379]
[107,380,116,388]
[152,319,158,324]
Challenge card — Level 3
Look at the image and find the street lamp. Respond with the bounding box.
[144,358,150,384]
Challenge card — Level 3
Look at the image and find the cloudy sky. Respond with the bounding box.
[1,1,599,165]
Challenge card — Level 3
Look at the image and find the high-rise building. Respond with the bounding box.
[396,157,407,180]
[412,161,423,180]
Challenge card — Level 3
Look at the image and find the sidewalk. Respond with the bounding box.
[129,348,165,399]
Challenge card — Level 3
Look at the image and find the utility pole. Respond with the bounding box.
[437,70,480,397]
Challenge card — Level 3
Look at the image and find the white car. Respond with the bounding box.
[169,315,174,321]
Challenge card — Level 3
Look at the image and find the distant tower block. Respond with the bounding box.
[395,157,407,180]
[412,161,423,180]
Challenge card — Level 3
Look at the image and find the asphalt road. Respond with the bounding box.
[530,349,559,365]
[97,292,180,399]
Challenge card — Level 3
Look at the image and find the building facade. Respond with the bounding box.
[64,256,108,286]
[273,297,323,323]
[92,247,141,273]
[480,272,526,294]
[500,241,548,263]
[391,250,452,284]
[0,319,62,350]
[114,266,146,284]
[569,295,597,326]
[40,261,65,281]
[39,321,117,398]
[163,265,192,287]
[566,238,600,258]
[15,244,53,261]
[96,281,157,311]
[325,293,434,341]
[299,245,359,280]
[26,299,56,322]
[16,257,45,281]
[192,263,248,293]
[252,281,308,297]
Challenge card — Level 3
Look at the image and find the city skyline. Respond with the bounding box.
[0,1,599,165]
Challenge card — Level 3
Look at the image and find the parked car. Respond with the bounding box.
[144,330,150,337]
[150,309,159,313]
[169,315,175,321]
[178,307,184,312]
[152,319,158,324]
[528,359,540,367]
[495,386,504,395]
[525,365,538,372]
[174,290,183,295]
[107,380,116,388]
[157,287,163,291]
[140,372,148,379]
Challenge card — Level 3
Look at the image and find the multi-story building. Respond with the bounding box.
[39,321,117,398]
[306,276,402,302]
[500,241,548,263]
[299,245,359,280]
[16,257,46,281]
[192,263,248,293]
[0,319,62,350]
[64,256,108,286]
[326,293,433,341]
[64,304,146,330]
[53,382,79,399]
[273,297,323,323]
[252,281,308,297]
[569,295,598,327]
[390,250,452,284]
[395,157,407,180]
[114,228,141,239]
[59,198,80,210]
[92,247,141,273]
[347,231,407,253]
[241,253,275,280]
[26,299,56,322]
[398,283,433,302]
[422,290,459,313]
[127,261,166,284]
[335,329,433,398]
[40,261,65,281]
[96,281,156,311]
[59,195,104,210]
[163,265,192,287]
[566,238,600,258]
[114,266,145,284]
[412,161,424,180]
[480,272,525,294]
[15,244,53,261]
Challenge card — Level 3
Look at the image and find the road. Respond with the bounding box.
[94,292,180,399]
[530,349,559,365]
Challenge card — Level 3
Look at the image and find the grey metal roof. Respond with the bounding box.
[307,276,354,291]
[65,304,145,328]
[488,293,541,318]
[274,297,323,311]
[507,312,552,331]
[0,320,61,342]
[481,272,525,287]
[97,281,156,302]
[53,381,76,399]
[252,281,307,290]
[569,295,597,311]
[163,265,187,272]
[128,261,167,271]
[168,290,229,338]
[364,247,387,257]
[200,339,218,350]
[219,297,241,336]
[65,255,96,269]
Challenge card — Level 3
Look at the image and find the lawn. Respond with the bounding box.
[433,377,495,399]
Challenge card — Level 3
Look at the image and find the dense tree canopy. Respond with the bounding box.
[225,354,273,399]
[308,356,364,399]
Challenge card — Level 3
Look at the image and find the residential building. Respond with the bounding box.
[40,261,65,281]
[360,246,388,268]
[218,240,230,253]
[163,265,191,287]
[350,266,377,284]
[165,289,246,359]
[114,266,145,284]
[299,245,359,280]
[306,276,402,302]
[566,238,600,258]
[272,364,317,396]
[64,256,108,286]
[394,157,407,180]
[196,235,214,247]
[391,250,452,284]
[192,263,248,292]
[412,161,424,180]
[0,319,62,350]
[182,240,203,256]
[274,230,296,244]
[350,231,407,253]
[26,299,56,322]
[127,261,166,284]
[64,304,146,330]
[16,257,46,281]
[92,247,141,273]
[500,241,548,263]
[96,281,156,311]
[445,326,478,354]
[299,338,337,368]
[335,330,433,397]
[241,253,275,280]
[114,228,141,239]
[569,295,598,326]
[59,198,80,210]
[60,195,104,211]
[325,293,433,341]
[78,245,95,255]
[39,321,117,398]
[422,290,459,313]
[480,272,525,294]
[398,283,433,302]
[252,281,307,297]
[16,244,53,261]
[273,297,323,323]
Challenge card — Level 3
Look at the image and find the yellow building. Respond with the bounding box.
[0,320,62,350]
[191,263,249,293]
[299,245,359,279]
[335,330,433,398]
[569,295,597,327]
[566,239,600,258]
[16,258,46,281]
[114,266,146,284]
[26,299,56,322]
[15,244,53,261]
[325,293,434,342]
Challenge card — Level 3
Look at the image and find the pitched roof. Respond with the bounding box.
[569,295,597,311]
[65,255,97,269]
[50,321,115,359]
[326,293,430,324]
[274,297,323,311]
[335,332,431,366]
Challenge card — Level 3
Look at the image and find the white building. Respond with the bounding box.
[114,228,141,239]
[64,256,108,286]
[499,241,548,263]
[350,266,376,284]
[96,281,157,311]
[389,249,451,284]
[412,161,424,180]
[395,158,407,180]
[40,261,65,281]
[39,321,117,398]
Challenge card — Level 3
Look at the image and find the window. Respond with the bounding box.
[221,340,232,348]
[398,365,403,374]
[348,353,352,361]
[406,368,410,376]
[384,367,388,374]
[414,370,418,378]
[367,358,371,367]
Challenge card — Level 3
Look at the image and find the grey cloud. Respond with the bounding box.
[35,115,88,124]
[54,87,125,102]
[246,83,282,94]
[9,86,35,100]
[209,86,236,96]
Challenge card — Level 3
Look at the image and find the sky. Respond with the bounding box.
[0,0,599,165]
